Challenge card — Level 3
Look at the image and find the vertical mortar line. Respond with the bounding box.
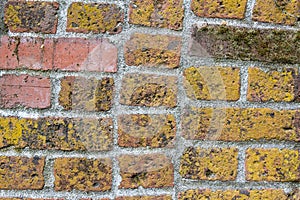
[43,157,56,191]
[244,0,256,22]
[49,75,62,111]
[56,0,70,36]
[236,145,247,183]
[239,65,249,102]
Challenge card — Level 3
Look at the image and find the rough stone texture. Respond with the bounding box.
[67,2,123,34]
[129,0,184,30]
[0,0,8,35]
[246,148,299,182]
[0,74,51,109]
[4,1,59,34]
[190,24,300,64]
[178,189,289,199]
[118,114,176,148]
[183,66,240,101]
[0,36,118,72]
[253,0,299,26]
[59,76,114,112]
[116,196,172,200]
[0,156,45,190]
[191,0,247,19]
[124,33,181,68]
[180,147,238,180]
[54,158,112,191]
[247,67,299,102]
[118,153,174,189]
[182,107,299,141]
[120,73,177,107]
[0,117,113,151]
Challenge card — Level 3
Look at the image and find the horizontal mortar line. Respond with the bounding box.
[121,66,181,76]
[116,105,180,113]
[116,188,174,196]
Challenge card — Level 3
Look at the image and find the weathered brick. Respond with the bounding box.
[0,74,51,109]
[118,114,176,148]
[67,2,123,34]
[129,0,184,30]
[4,1,59,33]
[180,147,238,180]
[59,76,114,111]
[0,36,118,72]
[120,73,177,107]
[0,117,113,151]
[248,67,299,102]
[124,33,181,68]
[116,196,172,200]
[191,0,247,19]
[246,148,299,182]
[118,153,174,188]
[0,156,45,190]
[253,0,299,26]
[178,189,289,199]
[54,157,112,191]
[184,66,240,101]
[182,107,299,141]
[190,24,300,64]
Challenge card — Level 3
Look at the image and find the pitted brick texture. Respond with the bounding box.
[54,157,112,191]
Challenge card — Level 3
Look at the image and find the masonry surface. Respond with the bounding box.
[0,0,299,199]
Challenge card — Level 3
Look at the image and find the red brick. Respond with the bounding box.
[118,153,174,189]
[54,157,112,191]
[0,74,51,109]
[0,156,45,190]
[4,1,59,34]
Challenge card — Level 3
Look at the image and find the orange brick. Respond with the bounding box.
[246,148,299,182]
[67,2,123,34]
[0,156,45,190]
[252,0,299,25]
[116,196,172,200]
[118,114,176,148]
[124,33,181,68]
[59,76,114,111]
[54,157,112,191]
[129,0,184,30]
[120,73,177,108]
[184,66,240,101]
[180,147,238,180]
[181,107,299,142]
[118,153,174,188]
[247,67,299,102]
[4,1,59,33]
[0,74,51,109]
[191,0,247,19]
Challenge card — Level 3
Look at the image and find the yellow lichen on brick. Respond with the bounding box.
[247,67,297,102]
[179,147,238,180]
[191,0,247,19]
[4,4,21,29]
[184,66,240,101]
[253,0,299,25]
[246,148,300,181]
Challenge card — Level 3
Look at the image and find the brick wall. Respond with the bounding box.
[0,0,299,199]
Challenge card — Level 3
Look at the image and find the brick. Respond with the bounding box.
[253,0,299,26]
[59,76,114,111]
[190,24,300,64]
[116,196,172,200]
[178,189,288,199]
[180,147,238,180]
[184,66,240,101]
[0,156,45,190]
[247,67,299,102]
[182,107,299,141]
[0,117,113,151]
[118,114,176,148]
[120,73,177,107]
[129,0,184,30]
[0,36,118,72]
[191,0,247,19]
[67,2,123,34]
[0,74,51,109]
[4,1,59,34]
[124,33,181,68]
[118,153,174,188]
[246,148,299,182]
[54,157,112,191]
